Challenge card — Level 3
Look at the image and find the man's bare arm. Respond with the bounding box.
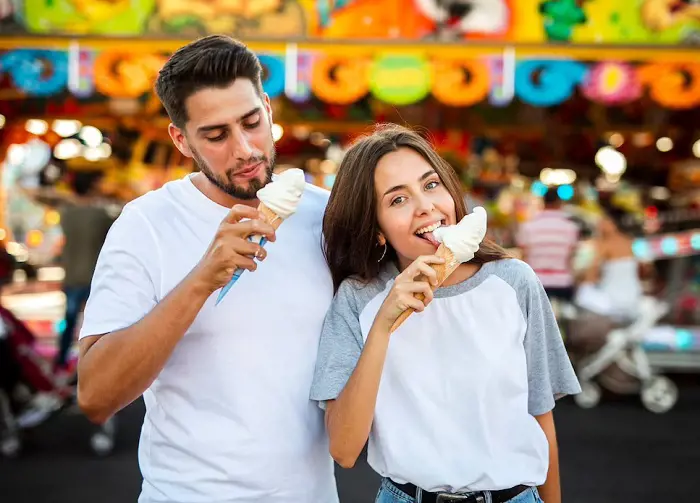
[78,205,276,424]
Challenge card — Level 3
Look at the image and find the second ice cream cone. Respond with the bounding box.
[389,243,461,333]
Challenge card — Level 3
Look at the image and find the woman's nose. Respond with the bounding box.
[414,193,435,214]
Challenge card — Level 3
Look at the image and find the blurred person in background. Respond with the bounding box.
[517,189,580,305]
[574,207,643,322]
[55,172,114,374]
[0,239,16,294]
[567,207,646,394]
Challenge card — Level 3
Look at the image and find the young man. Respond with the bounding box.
[77,36,338,503]
[517,189,580,302]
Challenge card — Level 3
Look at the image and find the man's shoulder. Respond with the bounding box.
[121,179,184,218]
[295,183,330,227]
[302,182,330,208]
[103,184,179,239]
[525,210,579,233]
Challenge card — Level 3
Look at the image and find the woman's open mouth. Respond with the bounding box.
[414,220,445,247]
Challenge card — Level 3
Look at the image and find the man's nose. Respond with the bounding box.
[232,131,254,160]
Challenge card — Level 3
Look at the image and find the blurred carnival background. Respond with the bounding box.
[0,1,699,502]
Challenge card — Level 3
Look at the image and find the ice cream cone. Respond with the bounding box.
[258,202,284,231]
[216,169,306,306]
[389,243,461,333]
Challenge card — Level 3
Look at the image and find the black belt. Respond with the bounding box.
[388,479,530,503]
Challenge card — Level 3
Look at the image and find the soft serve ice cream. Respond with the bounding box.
[256,168,306,220]
[389,206,489,331]
[215,169,306,305]
[433,206,488,263]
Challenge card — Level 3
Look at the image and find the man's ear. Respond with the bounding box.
[168,123,193,158]
[263,93,273,125]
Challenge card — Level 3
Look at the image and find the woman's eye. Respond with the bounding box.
[390,196,406,206]
[426,181,439,190]
[244,120,261,129]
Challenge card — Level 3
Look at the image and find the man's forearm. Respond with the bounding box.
[78,270,213,423]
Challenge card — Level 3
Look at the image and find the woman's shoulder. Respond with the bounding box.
[337,270,394,295]
[487,258,538,278]
[334,270,395,312]
[483,258,541,291]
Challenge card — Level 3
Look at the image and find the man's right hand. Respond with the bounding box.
[193,204,277,293]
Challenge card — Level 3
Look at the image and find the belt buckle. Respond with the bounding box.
[436,494,486,503]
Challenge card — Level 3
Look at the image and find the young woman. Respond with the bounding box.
[575,207,644,322]
[311,124,580,503]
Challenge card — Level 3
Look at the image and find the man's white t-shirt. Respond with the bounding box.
[80,175,338,503]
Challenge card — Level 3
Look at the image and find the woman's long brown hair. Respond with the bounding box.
[323,124,510,292]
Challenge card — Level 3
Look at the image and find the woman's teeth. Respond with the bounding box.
[415,221,443,236]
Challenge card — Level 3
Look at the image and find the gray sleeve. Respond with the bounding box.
[310,280,365,408]
[519,263,581,415]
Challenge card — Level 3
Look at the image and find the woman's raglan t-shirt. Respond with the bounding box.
[311,258,581,494]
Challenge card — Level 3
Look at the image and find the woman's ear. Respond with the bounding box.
[377,233,386,246]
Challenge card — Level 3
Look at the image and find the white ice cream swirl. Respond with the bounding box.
[432,206,488,263]
[256,168,306,219]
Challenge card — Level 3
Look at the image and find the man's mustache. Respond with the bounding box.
[234,155,267,170]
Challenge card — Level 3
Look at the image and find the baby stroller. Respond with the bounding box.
[560,296,679,413]
[0,304,117,458]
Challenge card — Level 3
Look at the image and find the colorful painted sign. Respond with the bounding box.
[2,48,699,110]
[0,0,699,45]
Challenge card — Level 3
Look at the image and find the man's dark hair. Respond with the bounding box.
[154,35,264,129]
[72,171,102,196]
[543,188,561,206]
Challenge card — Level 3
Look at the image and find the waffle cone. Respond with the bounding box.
[389,243,461,333]
[258,203,284,230]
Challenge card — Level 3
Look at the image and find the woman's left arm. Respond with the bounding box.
[515,261,580,502]
[534,411,560,503]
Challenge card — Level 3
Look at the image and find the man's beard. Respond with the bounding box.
[192,147,275,200]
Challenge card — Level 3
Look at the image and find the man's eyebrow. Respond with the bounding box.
[238,107,261,122]
[197,107,261,134]
[197,124,228,133]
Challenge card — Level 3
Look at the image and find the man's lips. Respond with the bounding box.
[234,161,263,179]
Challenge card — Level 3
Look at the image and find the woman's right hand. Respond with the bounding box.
[375,255,445,330]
